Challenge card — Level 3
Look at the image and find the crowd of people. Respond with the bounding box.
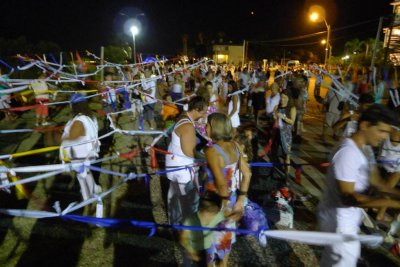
[1,58,400,266]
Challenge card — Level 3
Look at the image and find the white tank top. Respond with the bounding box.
[165,117,195,183]
[61,115,100,160]
[228,96,241,128]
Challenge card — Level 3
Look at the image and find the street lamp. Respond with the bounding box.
[120,12,145,64]
[130,25,139,64]
[310,11,331,68]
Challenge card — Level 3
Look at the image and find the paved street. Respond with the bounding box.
[0,93,400,266]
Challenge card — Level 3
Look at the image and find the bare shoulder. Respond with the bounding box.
[175,121,195,136]
[205,145,218,157]
[71,120,84,130]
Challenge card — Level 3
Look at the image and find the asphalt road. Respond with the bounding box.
[0,92,399,266]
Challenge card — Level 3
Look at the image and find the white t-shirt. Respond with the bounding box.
[319,138,374,230]
[171,83,183,94]
[212,76,222,92]
[31,80,49,100]
[142,77,157,104]
[266,93,280,114]
[239,72,250,87]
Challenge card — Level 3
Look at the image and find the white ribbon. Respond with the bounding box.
[262,230,383,246]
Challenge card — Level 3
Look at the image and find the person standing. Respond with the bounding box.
[322,85,344,141]
[100,72,118,126]
[265,82,281,126]
[272,92,296,177]
[227,80,241,134]
[318,104,400,267]
[180,191,226,266]
[141,68,157,130]
[204,112,253,266]
[238,67,251,116]
[165,96,208,225]
[60,93,101,202]
[30,72,52,126]
[251,80,266,123]
[0,72,16,122]
[170,72,185,102]
[376,107,400,221]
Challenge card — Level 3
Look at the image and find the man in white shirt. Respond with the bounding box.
[141,68,157,130]
[239,68,250,89]
[318,104,400,267]
[265,82,281,120]
[30,72,52,126]
[61,93,101,203]
[239,68,251,115]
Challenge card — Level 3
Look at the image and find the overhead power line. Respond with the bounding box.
[249,18,381,44]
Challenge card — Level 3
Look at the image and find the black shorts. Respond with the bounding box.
[143,103,156,120]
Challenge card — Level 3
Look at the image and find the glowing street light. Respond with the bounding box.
[130,25,139,36]
[309,7,331,68]
[310,12,319,22]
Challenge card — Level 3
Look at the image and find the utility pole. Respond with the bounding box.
[242,39,246,69]
[325,22,331,70]
[371,16,384,69]
[100,46,104,82]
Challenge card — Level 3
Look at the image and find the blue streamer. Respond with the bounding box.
[88,165,128,178]
[148,226,157,237]
[249,162,276,167]
[123,89,131,109]
[382,67,391,89]
[49,53,58,64]
[18,57,26,67]
[62,214,259,236]
[144,174,150,188]
[78,164,85,174]
[106,87,117,112]
[0,59,13,70]
[138,114,144,130]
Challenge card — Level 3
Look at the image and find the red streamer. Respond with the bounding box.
[119,149,141,161]
[150,147,158,169]
[294,166,302,185]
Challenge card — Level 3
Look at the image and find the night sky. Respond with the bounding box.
[0,0,394,56]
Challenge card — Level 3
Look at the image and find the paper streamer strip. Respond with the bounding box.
[0,154,119,189]
[0,209,383,247]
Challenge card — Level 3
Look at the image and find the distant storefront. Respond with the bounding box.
[212,44,243,65]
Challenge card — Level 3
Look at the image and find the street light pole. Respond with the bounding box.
[132,34,136,64]
[121,12,145,64]
[130,26,139,64]
[323,19,331,69]
[310,12,331,69]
